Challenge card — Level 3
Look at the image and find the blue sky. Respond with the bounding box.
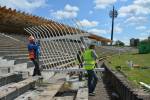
[0,0,150,45]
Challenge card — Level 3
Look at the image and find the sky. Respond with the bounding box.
[0,0,150,45]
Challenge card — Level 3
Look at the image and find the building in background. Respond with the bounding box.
[130,38,140,47]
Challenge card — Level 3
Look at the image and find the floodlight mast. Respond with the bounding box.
[109,6,118,45]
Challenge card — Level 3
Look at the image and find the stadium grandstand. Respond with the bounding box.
[1,6,149,100]
[0,6,114,100]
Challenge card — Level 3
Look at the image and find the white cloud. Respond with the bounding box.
[139,33,150,40]
[88,28,107,35]
[94,0,117,9]
[120,0,127,2]
[64,4,79,12]
[51,4,79,19]
[109,23,123,34]
[77,19,99,27]
[146,29,150,33]
[119,5,150,17]
[87,24,122,36]
[89,10,93,14]
[114,25,123,33]
[0,0,47,12]
[119,0,150,17]
[124,16,147,25]
[134,0,150,7]
[135,26,146,30]
[114,37,130,45]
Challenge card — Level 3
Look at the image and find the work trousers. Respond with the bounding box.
[31,56,41,76]
[87,70,98,93]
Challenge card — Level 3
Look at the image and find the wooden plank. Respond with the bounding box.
[76,88,88,100]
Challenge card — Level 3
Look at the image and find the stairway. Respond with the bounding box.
[0,33,81,100]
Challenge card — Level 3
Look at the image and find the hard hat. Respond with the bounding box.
[28,36,35,41]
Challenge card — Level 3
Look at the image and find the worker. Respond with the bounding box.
[77,45,85,81]
[82,44,98,96]
[28,36,41,76]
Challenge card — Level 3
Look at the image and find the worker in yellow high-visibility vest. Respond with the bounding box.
[82,44,98,96]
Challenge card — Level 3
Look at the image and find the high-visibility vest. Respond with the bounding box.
[82,49,96,70]
[28,49,35,59]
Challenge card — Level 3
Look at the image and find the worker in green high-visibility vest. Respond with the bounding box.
[82,44,98,96]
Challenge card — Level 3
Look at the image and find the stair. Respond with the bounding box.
[0,73,23,87]
[0,77,39,100]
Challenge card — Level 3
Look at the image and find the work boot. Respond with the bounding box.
[89,92,95,96]
[38,70,41,76]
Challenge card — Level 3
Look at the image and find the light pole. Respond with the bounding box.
[109,6,118,45]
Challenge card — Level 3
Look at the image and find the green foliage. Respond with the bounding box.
[139,39,150,54]
[114,40,125,46]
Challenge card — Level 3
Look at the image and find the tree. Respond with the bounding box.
[114,40,125,46]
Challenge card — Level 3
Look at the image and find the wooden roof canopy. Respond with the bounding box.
[88,34,112,43]
[0,6,111,42]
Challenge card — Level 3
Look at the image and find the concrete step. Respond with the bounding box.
[89,81,111,100]
[0,58,33,76]
[0,73,23,87]
[0,51,28,56]
[36,73,66,100]
[14,73,63,100]
[0,58,7,62]
[0,64,27,76]
[76,88,88,100]
[0,60,14,74]
[0,59,15,74]
[3,54,28,60]
[13,63,35,76]
[0,49,27,51]
[37,82,65,100]
[0,77,39,100]
[0,51,28,53]
[0,59,15,67]
[13,63,27,72]
[0,67,12,75]
[0,44,26,47]
[0,46,26,49]
[14,58,30,65]
[0,44,16,47]
[14,90,40,100]
[24,67,34,76]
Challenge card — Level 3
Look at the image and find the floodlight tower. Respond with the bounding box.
[109,6,118,45]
